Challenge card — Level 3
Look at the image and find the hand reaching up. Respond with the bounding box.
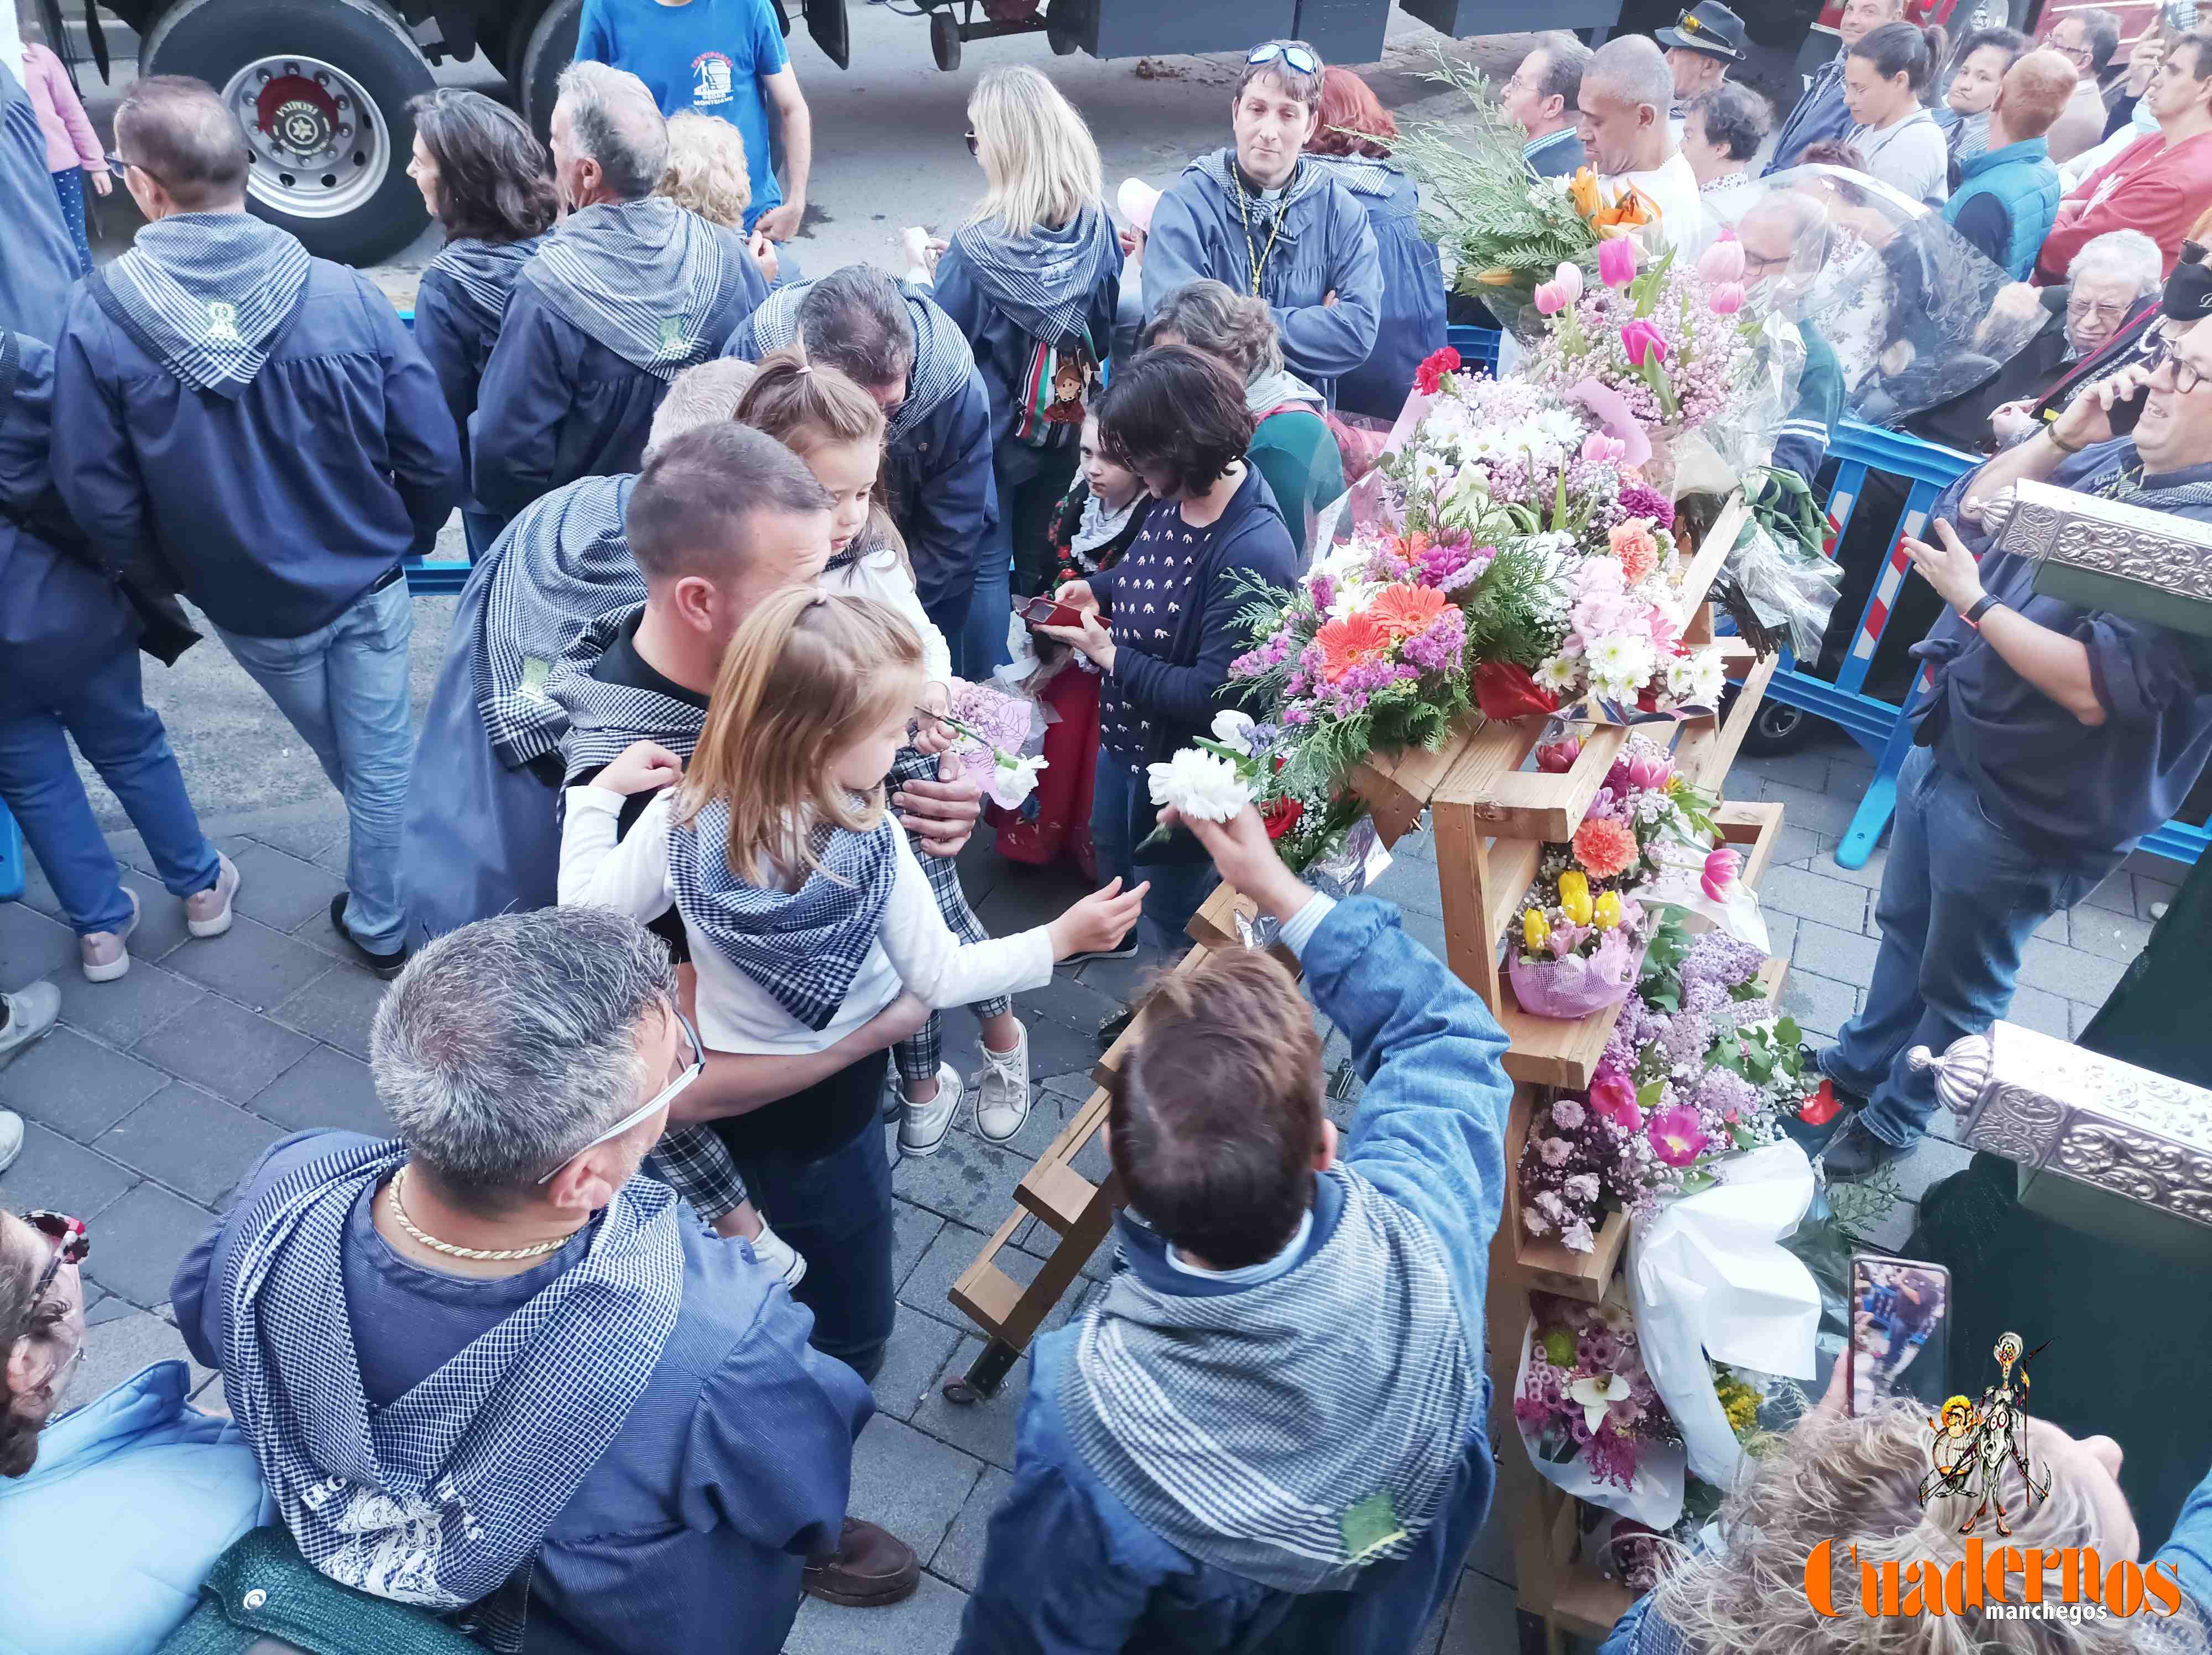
[1046,877,1150,960]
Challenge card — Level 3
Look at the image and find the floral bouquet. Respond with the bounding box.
[1514,1292,1684,1524]
[924,683,1047,811]
[1509,737,1717,1019]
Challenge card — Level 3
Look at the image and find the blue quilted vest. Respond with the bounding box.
[1944,137,2063,281]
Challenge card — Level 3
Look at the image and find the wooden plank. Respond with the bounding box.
[948,1202,1035,1336]
[1671,492,1751,627]
[1672,650,1778,794]
[1681,597,1714,648]
[1351,713,1488,842]
[1444,724,1627,842]
[1719,800,1786,892]
[1429,798,1504,1013]
[1551,1563,1642,1640]
[1015,1160,1098,1235]
[1499,988,1626,1092]
[951,1165,1123,1352]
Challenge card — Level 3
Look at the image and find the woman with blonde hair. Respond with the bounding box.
[656,110,779,285]
[735,348,1040,1152]
[916,64,1123,678]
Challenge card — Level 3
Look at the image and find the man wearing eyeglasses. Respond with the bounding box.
[1817,316,2212,1180]
[1142,39,1381,399]
[171,907,877,1654]
[2038,29,2212,282]
[1501,37,1592,179]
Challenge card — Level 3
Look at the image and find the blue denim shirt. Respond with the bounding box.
[951,896,1513,1654]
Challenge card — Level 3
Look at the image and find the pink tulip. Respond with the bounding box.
[1536,736,1584,773]
[1701,846,1741,902]
[1625,752,1671,792]
[1708,282,1745,316]
[1697,233,1745,285]
[1534,279,1568,316]
[1553,261,1584,304]
[1589,1066,1642,1131]
[1598,237,1639,289]
[1620,321,1667,368]
[1581,432,1627,467]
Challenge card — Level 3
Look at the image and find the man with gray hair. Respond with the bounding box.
[1578,36,1709,253]
[2046,6,2124,161]
[472,60,768,528]
[1500,36,1590,178]
[171,906,875,1653]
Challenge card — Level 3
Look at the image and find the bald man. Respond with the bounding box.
[1579,37,1710,253]
[472,60,768,528]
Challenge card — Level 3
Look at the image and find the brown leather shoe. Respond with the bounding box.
[802,1517,921,1607]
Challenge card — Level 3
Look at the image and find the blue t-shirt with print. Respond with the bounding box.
[575,0,787,232]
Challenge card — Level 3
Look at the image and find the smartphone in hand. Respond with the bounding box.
[1846,1254,1951,1416]
[1018,595,1089,631]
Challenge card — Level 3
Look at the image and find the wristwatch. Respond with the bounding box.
[1961,593,2002,629]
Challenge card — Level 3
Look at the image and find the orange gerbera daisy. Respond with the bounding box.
[1572,816,1640,881]
[1368,583,1448,641]
[1316,610,1391,683]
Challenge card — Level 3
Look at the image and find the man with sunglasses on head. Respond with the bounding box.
[1817,314,2212,1182]
[1142,39,1381,400]
[171,907,880,1654]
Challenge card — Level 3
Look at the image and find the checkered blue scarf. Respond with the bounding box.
[215,1136,685,1651]
[948,202,1116,344]
[665,797,900,1032]
[545,604,705,784]
[426,234,541,332]
[525,197,749,381]
[744,279,974,447]
[95,212,311,398]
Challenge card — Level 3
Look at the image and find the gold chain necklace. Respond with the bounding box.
[385,1165,580,1262]
[1234,170,1289,298]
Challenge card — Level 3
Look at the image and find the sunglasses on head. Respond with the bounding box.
[19,1211,88,1330]
[1246,41,1321,77]
[965,129,978,156]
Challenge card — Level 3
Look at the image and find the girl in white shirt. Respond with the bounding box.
[562,589,1142,1376]
[733,351,1044,1156]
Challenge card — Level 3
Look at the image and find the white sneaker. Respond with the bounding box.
[80,888,140,983]
[973,1021,1031,1144]
[0,980,62,1070]
[0,1108,22,1174]
[185,853,241,938]
[749,1219,808,1288]
[898,1062,963,1157]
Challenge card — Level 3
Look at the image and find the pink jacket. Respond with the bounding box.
[22,43,106,174]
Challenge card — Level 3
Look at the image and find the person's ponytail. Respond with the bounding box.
[1851,19,1943,95]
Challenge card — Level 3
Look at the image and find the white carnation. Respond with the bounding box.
[1665,647,1725,705]
[1587,633,1657,686]
[1146,748,1253,823]
[1535,653,1583,692]
[1209,709,1258,754]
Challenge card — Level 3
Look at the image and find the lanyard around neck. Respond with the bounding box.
[1234,172,1289,298]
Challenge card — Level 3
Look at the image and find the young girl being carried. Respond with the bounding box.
[733,351,1039,1153]
[560,589,1142,1382]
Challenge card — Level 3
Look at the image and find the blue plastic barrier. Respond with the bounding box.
[394,308,475,597]
[1446,323,1503,379]
[1750,419,2209,870]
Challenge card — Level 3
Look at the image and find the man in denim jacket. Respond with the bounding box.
[953,804,1512,1654]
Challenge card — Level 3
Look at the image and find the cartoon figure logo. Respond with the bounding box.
[206,301,242,345]
[691,53,734,108]
[1916,1331,2052,1536]
[655,316,693,360]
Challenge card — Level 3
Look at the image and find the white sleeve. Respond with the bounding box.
[559,785,677,923]
[860,550,955,685]
[876,830,1055,1007]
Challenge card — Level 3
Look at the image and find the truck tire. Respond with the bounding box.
[142,0,434,264]
[520,0,584,141]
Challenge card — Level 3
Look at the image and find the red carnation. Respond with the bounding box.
[1799,1079,1843,1127]
[1413,346,1463,397]
[1261,795,1306,840]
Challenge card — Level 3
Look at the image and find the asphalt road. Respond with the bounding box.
[60,6,1808,828]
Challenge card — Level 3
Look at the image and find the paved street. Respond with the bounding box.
[0,714,2174,1651]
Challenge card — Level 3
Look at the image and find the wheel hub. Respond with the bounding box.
[221,55,390,221]
[257,75,338,160]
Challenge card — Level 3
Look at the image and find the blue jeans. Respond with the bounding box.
[959,537,1014,681]
[1091,750,1219,951]
[461,508,504,563]
[729,1087,896,1383]
[1823,746,2117,1147]
[216,576,414,953]
[0,645,220,935]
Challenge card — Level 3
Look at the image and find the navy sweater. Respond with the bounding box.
[52,256,462,640]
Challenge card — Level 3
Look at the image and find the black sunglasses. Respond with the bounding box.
[965,129,978,156]
[19,1210,89,1333]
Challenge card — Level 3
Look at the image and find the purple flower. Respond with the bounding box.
[1551,1097,1587,1131]
[1693,1065,1761,1126]
[1540,1136,1573,1165]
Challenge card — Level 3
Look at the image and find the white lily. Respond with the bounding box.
[1569,1372,1631,1434]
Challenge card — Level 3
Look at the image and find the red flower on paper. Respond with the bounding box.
[1413,346,1462,396]
[1473,662,1561,722]
[1572,816,1639,880]
[1261,795,1305,840]
[1799,1078,1843,1127]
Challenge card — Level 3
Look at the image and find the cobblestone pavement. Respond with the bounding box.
[0,726,2171,1652]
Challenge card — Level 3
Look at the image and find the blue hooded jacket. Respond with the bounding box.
[1144,150,1383,398]
[952,897,1511,1655]
[51,249,462,641]
[1310,156,1447,423]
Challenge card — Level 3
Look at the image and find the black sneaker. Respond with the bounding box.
[1095,1006,1137,1052]
[1820,1117,1912,1180]
[330,893,409,980]
[1061,932,1140,966]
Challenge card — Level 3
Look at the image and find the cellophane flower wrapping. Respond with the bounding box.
[1514,1292,1686,1527]
[1510,930,1646,1018]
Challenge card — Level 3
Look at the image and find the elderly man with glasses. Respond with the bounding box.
[1142,38,1381,398]
[170,906,886,1652]
[1818,314,2212,1180]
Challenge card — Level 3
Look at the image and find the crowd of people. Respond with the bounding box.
[3,8,2212,1655]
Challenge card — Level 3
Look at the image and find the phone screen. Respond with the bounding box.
[2108,384,2151,437]
[1020,597,1082,629]
[1848,1255,1950,1415]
